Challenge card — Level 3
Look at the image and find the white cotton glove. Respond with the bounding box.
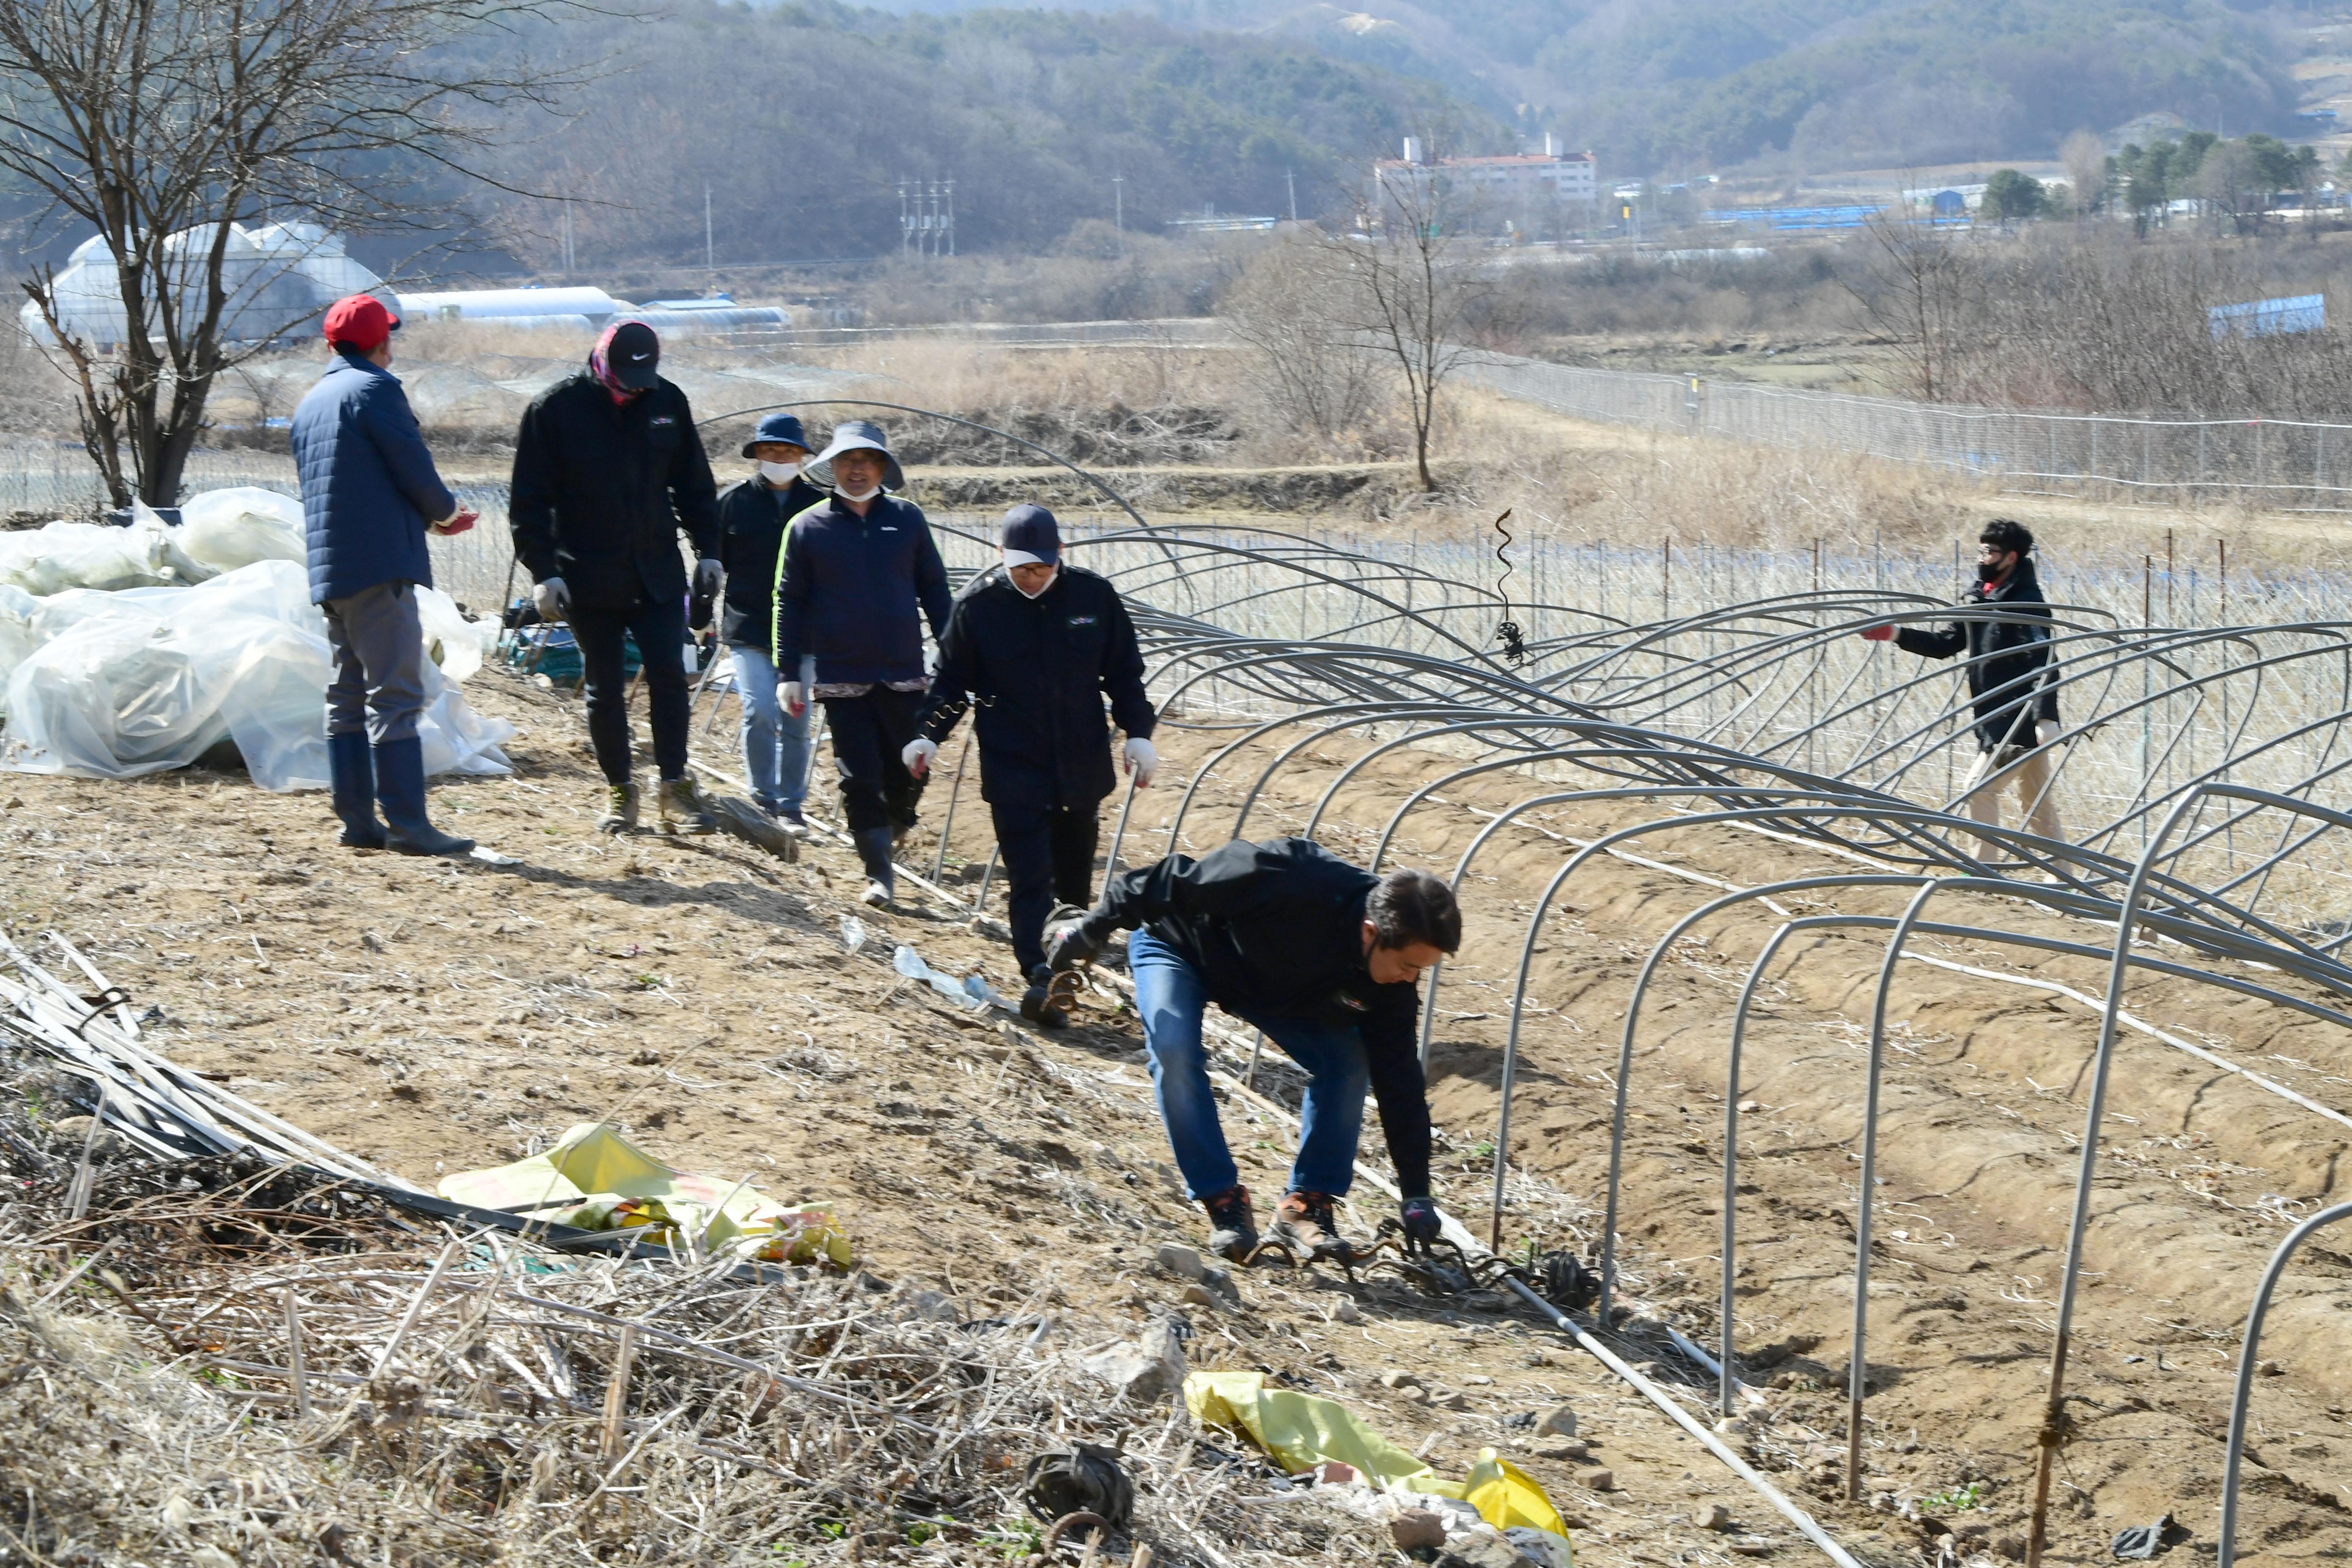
[902,736,938,778]
[532,577,570,622]
[693,557,723,595]
[2036,720,2062,748]
[781,680,806,718]
[1122,736,1157,787]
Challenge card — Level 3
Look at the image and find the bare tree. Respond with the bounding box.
[1223,232,1380,443]
[0,0,587,508]
[1326,125,1492,491]
[2059,129,2106,217]
[1844,210,1981,401]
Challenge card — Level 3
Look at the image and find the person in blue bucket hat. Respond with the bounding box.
[771,418,951,905]
[716,412,826,830]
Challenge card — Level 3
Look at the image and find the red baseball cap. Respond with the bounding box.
[322,294,399,353]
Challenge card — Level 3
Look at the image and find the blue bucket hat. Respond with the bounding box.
[1000,503,1060,567]
[740,412,814,458]
[808,419,904,492]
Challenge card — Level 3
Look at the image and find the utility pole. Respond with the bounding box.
[561,199,574,276]
[1285,166,1298,222]
[945,176,956,256]
[703,183,714,289]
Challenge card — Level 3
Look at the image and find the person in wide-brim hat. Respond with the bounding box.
[806,419,905,494]
[716,410,827,830]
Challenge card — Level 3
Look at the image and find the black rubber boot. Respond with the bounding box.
[1020,964,1070,1030]
[374,736,475,858]
[854,825,896,906]
[328,731,385,849]
[1201,1184,1259,1264]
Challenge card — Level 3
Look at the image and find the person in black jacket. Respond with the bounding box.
[905,505,1157,1026]
[771,420,952,905]
[716,412,827,830]
[511,321,724,835]
[1046,838,1461,1265]
[1862,517,2064,848]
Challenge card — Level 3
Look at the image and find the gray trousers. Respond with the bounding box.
[323,579,428,744]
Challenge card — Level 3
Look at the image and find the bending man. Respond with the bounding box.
[1863,517,2063,848]
[906,504,1156,1028]
[1049,838,1459,1264]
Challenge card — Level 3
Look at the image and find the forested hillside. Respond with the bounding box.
[884,0,2305,174]
[478,3,1478,269]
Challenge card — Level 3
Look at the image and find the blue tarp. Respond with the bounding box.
[2208,294,2326,340]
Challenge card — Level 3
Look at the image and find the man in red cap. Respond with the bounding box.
[289,293,479,856]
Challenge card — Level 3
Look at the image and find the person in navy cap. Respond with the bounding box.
[716,412,827,830]
[289,293,479,857]
[906,503,1156,1026]
[771,419,952,905]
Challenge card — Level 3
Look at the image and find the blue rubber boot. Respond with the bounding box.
[329,731,386,849]
[374,736,475,857]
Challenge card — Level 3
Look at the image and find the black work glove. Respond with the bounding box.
[1044,916,1103,974]
[1400,1196,1441,1249]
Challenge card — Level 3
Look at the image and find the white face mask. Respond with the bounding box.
[1012,564,1059,599]
[837,485,882,504]
[758,460,800,485]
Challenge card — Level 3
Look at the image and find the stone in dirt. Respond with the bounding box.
[1578,1467,1617,1492]
[1533,1439,1588,1462]
[1536,1403,1578,1437]
[1435,1524,1542,1568]
[1694,1503,1734,1530]
[1083,1318,1185,1401]
[1179,1283,1216,1308]
[1391,1508,1448,1550]
[1155,1241,1206,1281]
[1381,1369,1425,1390]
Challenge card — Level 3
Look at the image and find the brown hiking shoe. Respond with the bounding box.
[1273,1190,1353,1263]
[1200,1184,1259,1263]
[657,776,716,835]
[596,779,640,835]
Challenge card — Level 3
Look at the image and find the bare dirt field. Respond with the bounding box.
[8,652,2352,1565]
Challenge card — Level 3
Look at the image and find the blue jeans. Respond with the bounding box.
[728,648,812,813]
[1129,928,1370,1202]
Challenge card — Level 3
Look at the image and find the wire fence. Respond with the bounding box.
[1462,352,2352,510]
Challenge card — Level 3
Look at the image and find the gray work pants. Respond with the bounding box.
[322,579,428,744]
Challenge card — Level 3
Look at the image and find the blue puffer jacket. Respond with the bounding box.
[771,494,952,685]
[290,351,457,604]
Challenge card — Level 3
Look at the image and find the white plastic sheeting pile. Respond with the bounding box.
[0,485,511,787]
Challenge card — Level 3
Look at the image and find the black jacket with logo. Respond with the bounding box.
[1086,836,1432,1198]
[915,564,1155,808]
[1895,558,2062,751]
[715,473,828,651]
[509,373,720,611]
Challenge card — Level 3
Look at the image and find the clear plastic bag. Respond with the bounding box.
[172,487,305,574]
[0,559,514,789]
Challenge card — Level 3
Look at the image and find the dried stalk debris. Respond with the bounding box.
[0,935,1395,1565]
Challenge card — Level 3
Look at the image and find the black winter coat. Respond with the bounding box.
[1895,558,2062,751]
[509,373,719,611]
[915,565,1156,808]
[714,473,828,651]
[1084,836,1433,1199]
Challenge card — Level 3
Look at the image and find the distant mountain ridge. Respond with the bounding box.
[865,0,2302,174]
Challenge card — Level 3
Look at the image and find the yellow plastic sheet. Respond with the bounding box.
[438,1122,853,1267]
[1184,1372,1571,1552]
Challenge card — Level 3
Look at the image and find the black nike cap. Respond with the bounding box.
[604,319,661,391]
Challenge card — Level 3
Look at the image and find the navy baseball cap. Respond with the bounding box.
[1001,504,1060,567]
